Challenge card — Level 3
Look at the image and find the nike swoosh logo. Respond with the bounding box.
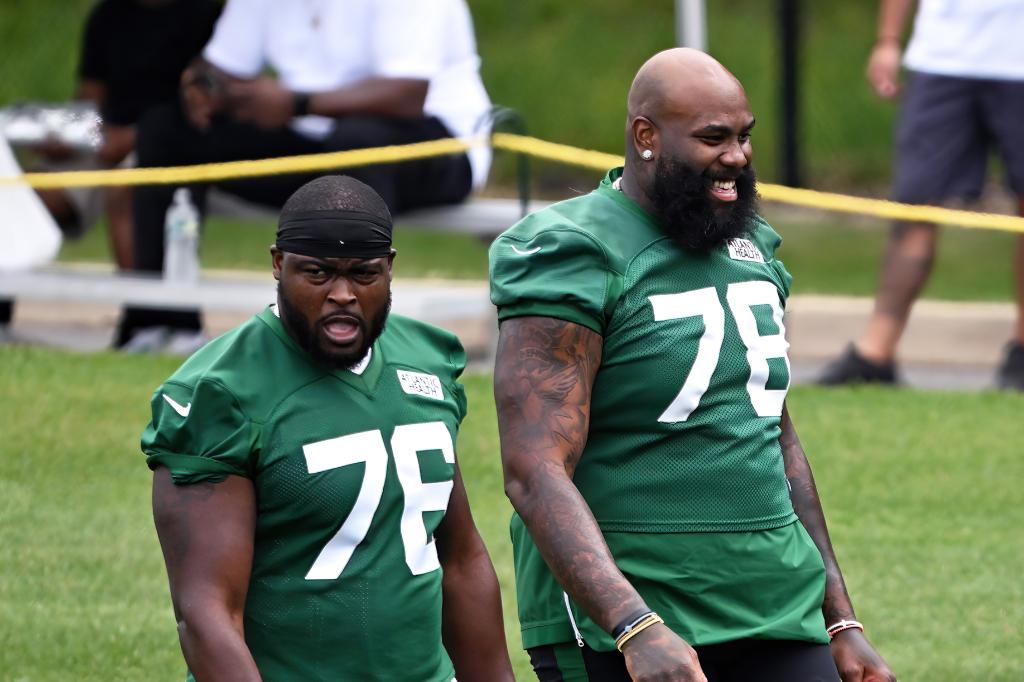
[510,245,542,256]
[162,393,192,418]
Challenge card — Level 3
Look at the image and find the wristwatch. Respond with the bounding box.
[292,92,311,117]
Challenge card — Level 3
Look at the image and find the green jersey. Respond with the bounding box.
[142,307,466,682]
[490,168,828,650]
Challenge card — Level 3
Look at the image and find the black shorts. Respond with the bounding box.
[528,638,840,682]
[893,71,1024,203]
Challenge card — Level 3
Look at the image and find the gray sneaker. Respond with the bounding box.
[120,326,171,354]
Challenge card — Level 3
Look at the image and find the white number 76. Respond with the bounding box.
[648,280,789,423]
[302,421,455,580]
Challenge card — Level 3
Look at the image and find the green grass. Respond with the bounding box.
[58,211,1019,302]
[2,345,1023,680]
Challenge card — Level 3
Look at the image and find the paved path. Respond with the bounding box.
[2,277,1015,391]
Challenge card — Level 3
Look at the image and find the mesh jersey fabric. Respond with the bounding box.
[489,167,827,650]
[142,307,465,682]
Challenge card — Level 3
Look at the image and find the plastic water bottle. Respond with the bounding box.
[163,187,200,283]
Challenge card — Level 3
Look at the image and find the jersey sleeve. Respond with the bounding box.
[201,0,268,78]
[489,226,616,335]
[141,378,258,485]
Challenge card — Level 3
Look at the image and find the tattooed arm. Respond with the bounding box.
[780,406,896,682]
[494,316,705,682]
[152,467,262,681]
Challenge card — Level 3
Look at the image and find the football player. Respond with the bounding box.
[144,175,513,681]
[490,49,896,682]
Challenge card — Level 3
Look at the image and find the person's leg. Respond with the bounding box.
[857,220,938,364]
[120,105,322,347]
[106,185,134,270]
[820,73,986,385]
[321,115,471,214]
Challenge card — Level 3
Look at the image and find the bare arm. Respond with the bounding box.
[152,467,262,682]
[494,316,704,681]
[780,406,895,682]
[435,463,514,682]
[866,0,917,98]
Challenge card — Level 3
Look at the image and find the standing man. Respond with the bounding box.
[143,175,513,681]
[819,0,1024,389]
[118,0,492,349]
[490,49,896,681]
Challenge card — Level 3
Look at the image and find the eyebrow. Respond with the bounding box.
[694,119,757,135]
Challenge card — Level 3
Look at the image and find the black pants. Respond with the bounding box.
[117,103,472,345]
[528,639,840,682]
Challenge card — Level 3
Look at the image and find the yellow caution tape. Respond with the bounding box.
[3,131,1023,234]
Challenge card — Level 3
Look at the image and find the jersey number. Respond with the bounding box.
[648,280,789,423]
[302,421,454,580]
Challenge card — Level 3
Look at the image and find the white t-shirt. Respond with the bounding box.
[204,0,492,187]
[904,0,1024,80]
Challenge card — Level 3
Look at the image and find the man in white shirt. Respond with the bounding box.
[118,0,492,348]
[820,0,1024,390]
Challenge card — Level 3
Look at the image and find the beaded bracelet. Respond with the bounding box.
[826,619,864,640]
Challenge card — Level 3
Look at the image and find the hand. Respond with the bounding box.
[830,629,896,682]
[226,77,295,130]
[621,623,708,682]
[865,41,902,99]
[180,65,223,131]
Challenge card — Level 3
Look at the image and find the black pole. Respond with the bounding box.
[778,0,802,187]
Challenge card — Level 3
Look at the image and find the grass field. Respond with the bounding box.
[58,209,1020,303]
[1,345,1022,681]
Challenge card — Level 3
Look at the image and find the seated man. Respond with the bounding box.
[119,0,492,348]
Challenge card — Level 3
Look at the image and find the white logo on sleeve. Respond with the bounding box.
[510,244,542,256]
[397,370,445,400]
[726,238,765,263]
[162,393,192,417]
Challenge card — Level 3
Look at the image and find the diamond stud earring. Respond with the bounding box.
[641,149,653,161]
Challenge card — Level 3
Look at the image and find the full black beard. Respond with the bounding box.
[277,282,391,370]
[649,157,758,253]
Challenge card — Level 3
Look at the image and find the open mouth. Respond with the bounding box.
[320,314,362,345]
[709,178,738,202]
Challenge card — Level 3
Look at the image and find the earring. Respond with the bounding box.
[641,149,654,161]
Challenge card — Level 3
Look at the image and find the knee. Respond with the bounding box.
[135,103,189,166]
[889,221,938,262]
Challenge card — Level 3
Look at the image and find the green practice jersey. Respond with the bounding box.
[142,307,466,682]
[490,168,827,650]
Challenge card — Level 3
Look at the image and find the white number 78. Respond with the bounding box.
[649,281,789,423]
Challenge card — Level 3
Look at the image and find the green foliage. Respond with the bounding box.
[2,346,1023,680]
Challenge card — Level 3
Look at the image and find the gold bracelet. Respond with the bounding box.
[614,613,664,652]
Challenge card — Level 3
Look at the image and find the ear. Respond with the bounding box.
[630,116,658,159]
[386,249,396,278]
[271,246,284,281]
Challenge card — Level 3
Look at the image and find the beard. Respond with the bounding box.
[277,282,391,371]
[649,157,758,253]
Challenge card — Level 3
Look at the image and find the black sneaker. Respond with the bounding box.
[997,342,1024,391]
[818,344,898,386]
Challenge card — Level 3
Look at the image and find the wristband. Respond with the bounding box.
[826,619,864,639]
[293,92,311,117]
[614,612,664,652]
[611,608,655,641]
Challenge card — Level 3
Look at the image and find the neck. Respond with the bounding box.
[619,165,658,216]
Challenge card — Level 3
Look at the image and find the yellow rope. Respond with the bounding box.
[3,131,1023,234]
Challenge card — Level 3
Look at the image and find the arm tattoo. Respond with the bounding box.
[780,407,856,625]
[495,317,647,632]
